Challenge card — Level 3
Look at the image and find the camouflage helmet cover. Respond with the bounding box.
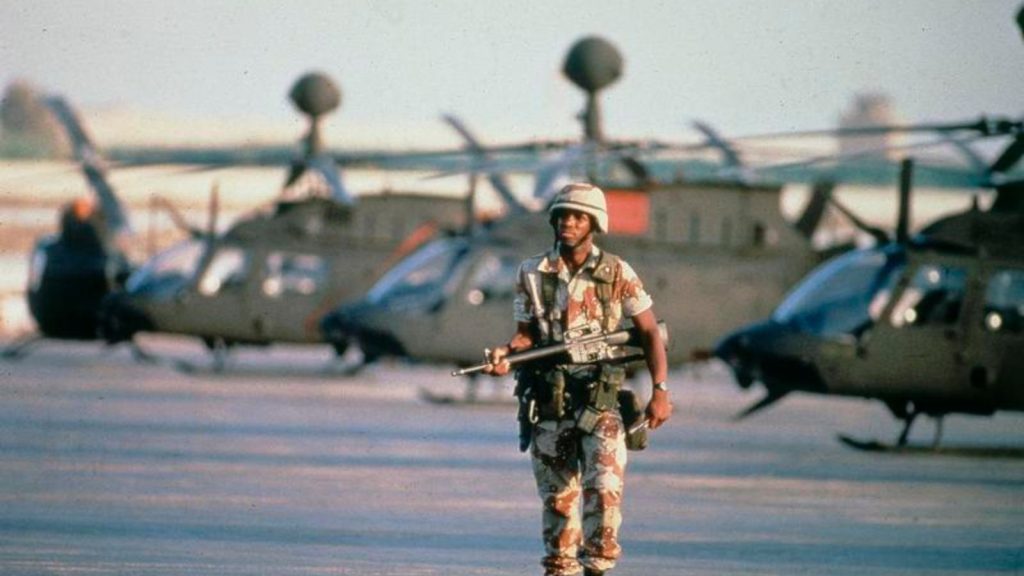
[548,183,608,233]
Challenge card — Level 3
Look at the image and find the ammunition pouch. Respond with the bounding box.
[618,389,648,451]
[517,367,566,421]
[575,364,625,434]
[588,364,625,412]
[518,363,629,438]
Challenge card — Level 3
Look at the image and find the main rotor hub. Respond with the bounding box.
[562,36,623,94]
[289,72,341,119]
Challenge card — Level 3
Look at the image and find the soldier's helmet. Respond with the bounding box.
[548,183,608,234]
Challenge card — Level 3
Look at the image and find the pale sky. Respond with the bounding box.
[1,0,1021,149]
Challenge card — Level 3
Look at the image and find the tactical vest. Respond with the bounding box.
[527,250,626,423]
[537,250,620,344]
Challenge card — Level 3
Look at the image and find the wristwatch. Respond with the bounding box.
[653,381,669,392]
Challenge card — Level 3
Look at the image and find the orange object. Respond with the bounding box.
[605,189,649,235]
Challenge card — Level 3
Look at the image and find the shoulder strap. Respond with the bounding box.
[541,271,558,311]
[539,271,560,342]
[592,251,620,331]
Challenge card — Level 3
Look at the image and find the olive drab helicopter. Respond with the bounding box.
[714,114,1024,451]
[319,36,839,396]
[95,72,469,370]
[2,96,135,359]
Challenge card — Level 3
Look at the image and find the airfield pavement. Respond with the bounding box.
[0,336,1022,576]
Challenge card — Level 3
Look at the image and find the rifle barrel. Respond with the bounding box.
[450,321,666,377]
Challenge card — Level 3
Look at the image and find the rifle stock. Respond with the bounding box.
[451,320,668,377]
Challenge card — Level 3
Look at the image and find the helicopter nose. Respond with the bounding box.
[98,292,153,344]
[319,307,351,345]
[714,320,827,394]
[714,321,770,389]
[320,301,407,358]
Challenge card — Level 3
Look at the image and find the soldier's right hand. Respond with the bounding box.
[482,346,511,377]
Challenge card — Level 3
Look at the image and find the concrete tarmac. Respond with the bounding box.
[1,337,1022,575]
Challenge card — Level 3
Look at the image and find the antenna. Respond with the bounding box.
[896,158,913,244]
[563,36,622,180]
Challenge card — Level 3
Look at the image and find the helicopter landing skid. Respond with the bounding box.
[130,342,161,364]
[837,434,1024,458]
[418,386,514,406]
[1,334,43,360]
[322,358,367,377]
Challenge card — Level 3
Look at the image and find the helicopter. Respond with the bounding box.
[94,72,471,370]
[713,114,1024,450]
[2,95,135,359]
[318,36,842,398]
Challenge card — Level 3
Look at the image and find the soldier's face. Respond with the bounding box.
[555,209,593,248]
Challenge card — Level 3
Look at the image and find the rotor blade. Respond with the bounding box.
[441,114,527,215]
[731,116,1022,141]
[152,196,202,238]
[308,155,354,205]
[188,184,221,293]
[692,120,744,169]
[533,145,587,201]
[206,183,220,240]
[43,96,131,238]
[896,158,913,245]
[733,390,790,421]
[792,180,834,240]
[827,195,890,245]
[936,132,989,176]
[752,131,995,176]
[283,160,305,188]
[615,155,651,185]
[990,135,1024,174]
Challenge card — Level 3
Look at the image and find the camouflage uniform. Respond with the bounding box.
[514,245,652,576]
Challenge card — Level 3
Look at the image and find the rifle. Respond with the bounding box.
[451,320,668,377]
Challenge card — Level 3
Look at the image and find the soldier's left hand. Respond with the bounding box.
[645,389,672,430]
[482,346,511,377]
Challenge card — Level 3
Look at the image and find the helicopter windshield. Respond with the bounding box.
[772,246,906,337]
[366,237,470,304]
[125,240,204,295]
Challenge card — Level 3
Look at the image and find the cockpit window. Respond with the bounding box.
[465,252,520,305]
[198,247,248,296]
[262,252,326,297]
[982,268,1024,334]
[773,247,905,336]
[366,238,469,304]
[889,264,967,328]
[125,240,204,294]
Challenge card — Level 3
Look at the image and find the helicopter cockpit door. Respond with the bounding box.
[182,245,252,340]
[965,266,1024,410]
[850,258,972,400]
[429,250,519,362]
[253,250,329,343]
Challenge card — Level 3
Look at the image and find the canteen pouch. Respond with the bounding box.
[618,389,648,451]
[589,364,624,411]
[577,364,625,433]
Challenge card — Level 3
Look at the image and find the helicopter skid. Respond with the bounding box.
[837,434,1024,458]
[418,386,514,407]
[1,333,44,360]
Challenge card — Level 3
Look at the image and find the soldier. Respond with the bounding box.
[484,182,672,576]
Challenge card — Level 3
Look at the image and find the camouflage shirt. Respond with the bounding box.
[514,245,652,342]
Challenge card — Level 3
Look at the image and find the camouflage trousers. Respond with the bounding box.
[531,409,627,576]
